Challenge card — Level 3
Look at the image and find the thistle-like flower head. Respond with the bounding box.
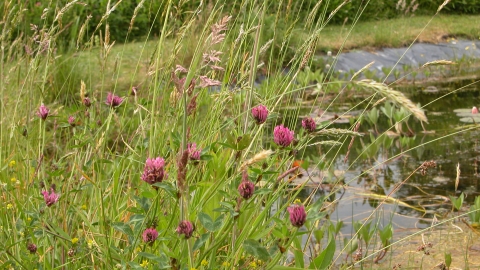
[274,125,294,147]
[287,204,307,228]
[251,104,268,124]
[141,157,167,185]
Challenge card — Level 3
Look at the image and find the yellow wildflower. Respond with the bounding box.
[9,160,16,168]
[201,259,208,266]
[249,261,257,268]
[87,240,93,249]
[10,177,16,183]
[294,199,302,204]
[71,238,79,244]
[6,204,13,210]
[81,204,87,210]
[27,217,31,221]
[222,261,231,267]
[140,260,149,268]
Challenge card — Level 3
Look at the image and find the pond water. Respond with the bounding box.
[296,78,480,236]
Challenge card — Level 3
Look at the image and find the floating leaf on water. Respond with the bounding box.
[459,117,480,123]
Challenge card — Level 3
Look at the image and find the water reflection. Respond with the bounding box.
[299,81,480,234]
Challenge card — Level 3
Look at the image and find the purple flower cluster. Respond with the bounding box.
[37,104,50,120]
[105,92,123,107]
[141,157,167,185]
[302,117,316,132]
[142,228,159,243]
[251,104,268,124]
[287,204,307,227]
[273,125,295,147]
[187,143,201,161]
[42,188,59,207]
[238,180,255,200]
[176,220,194,239]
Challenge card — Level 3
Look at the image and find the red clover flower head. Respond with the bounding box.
[83,97,91,107]
[105,92,123,107]
[472,106,478,114]
[287,204,307,228]
[176,220,194,239]
[141,157,167,185]
[251,104,268,124]
[187,143,201,161]
[142,228,159,243]
[68,116,75,127]
[238,180,255,200]
[42,188,59,207]
[273,125,294,147]
[27,243,37,254]
[37,104,50,120]
[301,117,316,132]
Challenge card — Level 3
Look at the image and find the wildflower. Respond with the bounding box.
[141,157,167,185]
[273,125,294,147]
[251,105,268,124]
[105,92,123,107]
[142,228,159,243]
[10,177,16,183]
[71,237,79,244]
[140,260,149,268]
[222,261,231,267]
[287,204,307,228]
[249,261,257,268]
[68,116,75,127]
[238,180,255,200]
[37,104,49,120]
[87,240,94,249]
[41,188,59,207]
[187,143,201,161]
[81,204,87,210]
[176,220,194,239]
[83,97,91,107]
[301,117,316,132]
[9,160,15,168]
[201,259,208,266]
[27,243,37,254]
[473,106,478,114]
[6,203,13,210]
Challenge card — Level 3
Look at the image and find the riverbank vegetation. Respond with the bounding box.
[1,0,480,269]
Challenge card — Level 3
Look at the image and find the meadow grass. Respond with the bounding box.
[1,0,480,269]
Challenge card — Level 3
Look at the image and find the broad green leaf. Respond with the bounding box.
[309,233,335,269]
[138,252,169,268]
[243,239,271,261]
[193,233,209,251]
[199,212,222,232]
